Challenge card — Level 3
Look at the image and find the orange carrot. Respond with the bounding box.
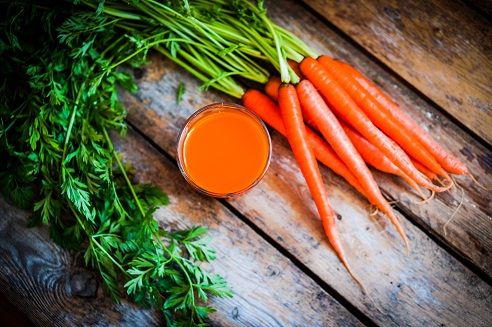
[331,59,467,175]
[277,83,361,283]
[265,76,281,101]
[242,89,367,197]
[340,121,425,198]
[288,59,303,78]
[411,158,437,181]
[300,57,448,193]
[318,56,449,180]
[296,80,409,247]
[265,76,319,129]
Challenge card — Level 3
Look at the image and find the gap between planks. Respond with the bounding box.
[126,119,378,327]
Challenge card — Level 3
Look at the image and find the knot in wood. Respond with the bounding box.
[70,271,98,298]
[383,7,401,21]
[266,265,281,277]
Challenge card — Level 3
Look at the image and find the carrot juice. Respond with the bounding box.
[177,103,271,197]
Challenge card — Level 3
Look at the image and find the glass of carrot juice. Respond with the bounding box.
[177,103,272,198]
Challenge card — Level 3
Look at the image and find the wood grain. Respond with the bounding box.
[303,0,492,144]
[122,49,491,327]
[0,131,363,327]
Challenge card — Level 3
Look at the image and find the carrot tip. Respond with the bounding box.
[399,230,411,254]
[339,256,369,295]
[413,186,429,201]
[403,238,411,255]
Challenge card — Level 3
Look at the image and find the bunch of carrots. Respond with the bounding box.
[242,56,475,285]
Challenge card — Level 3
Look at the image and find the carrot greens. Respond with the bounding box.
[1,2,237,326]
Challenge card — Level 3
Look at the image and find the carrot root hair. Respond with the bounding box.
[400,173,428,200]
[435,176,446,187]
[443,178,465,237]
[369,205,379,216]
[466,172,492,191]
[414,190,435,205]
[440,174,455,191]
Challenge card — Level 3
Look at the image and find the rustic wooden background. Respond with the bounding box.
[1,0,491,326]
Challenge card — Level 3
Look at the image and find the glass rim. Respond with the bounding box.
[176,102,272,198]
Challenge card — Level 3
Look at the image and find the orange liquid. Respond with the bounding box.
[181,107,270,194]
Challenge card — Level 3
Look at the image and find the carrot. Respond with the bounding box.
[265,76,281,101]
[411,158,437,181]
[340,121,426,198]
[296,80,409,247]
[330,59,468,175]
[242,89,367,197]
[318,56,450,181]
[265,76,319,129]
[288,59,303,78]
[277,83,362,284]
[300,57,448,193]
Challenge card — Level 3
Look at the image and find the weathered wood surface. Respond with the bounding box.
[0,129,363,327]
[115,130,363,327]
[124,0,492,279]
[122,54,492,327]
[303,0,492,144]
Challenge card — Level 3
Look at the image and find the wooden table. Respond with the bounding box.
[1,1,491,326]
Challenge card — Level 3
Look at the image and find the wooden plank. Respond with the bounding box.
[123,0,492,278]
[302,0,492,144]
[122,54,492,327]
[0,130,363,327]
